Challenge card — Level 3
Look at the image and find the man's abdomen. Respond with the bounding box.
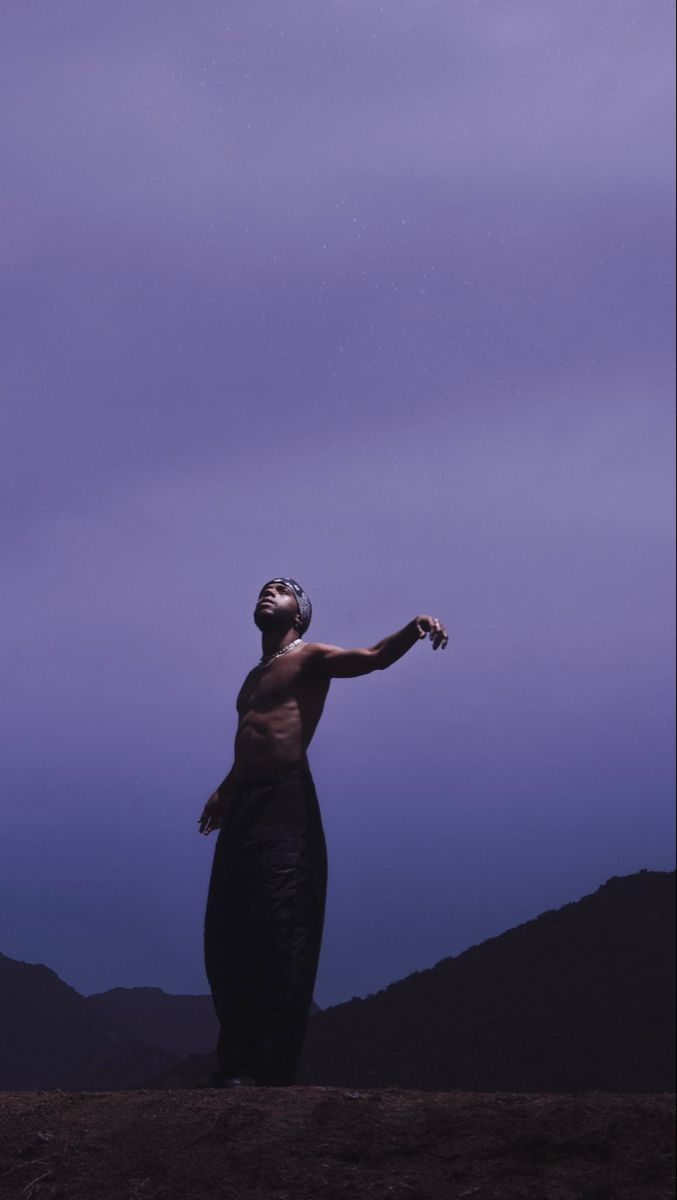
[234,706,306,782]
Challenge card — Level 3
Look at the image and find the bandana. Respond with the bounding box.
[263,578,312,634]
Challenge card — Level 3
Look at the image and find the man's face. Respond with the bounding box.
[254,581,300,631]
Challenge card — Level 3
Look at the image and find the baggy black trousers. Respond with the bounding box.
[204,764,327,1085]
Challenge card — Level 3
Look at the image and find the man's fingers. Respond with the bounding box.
[418,616,448,640]
[417,614,450,649]
[429,619,442,648]
[201,814,222,835]
[428,620,449,651]
[198,811,216,834]
[198,791,225,834]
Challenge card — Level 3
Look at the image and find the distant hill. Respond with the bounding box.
[0,955,317,1091]
[83,989,318,1060]
[83,987,219,1059]
[296,869,675,1092]
[2,870,673,1092]
[0,954,179,1090]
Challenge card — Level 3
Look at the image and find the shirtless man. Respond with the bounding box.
[199,577,448,1087]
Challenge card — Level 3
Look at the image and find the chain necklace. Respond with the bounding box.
[258,638,304,668]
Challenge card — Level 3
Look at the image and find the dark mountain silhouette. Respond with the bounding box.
[83,987,219,1059]
[138,869,676,1094]
[0,954,179,1090]
[295,869,675,1092]
[82,989,319,1060]
[2,870,673,1092]
[0,955,320,1090]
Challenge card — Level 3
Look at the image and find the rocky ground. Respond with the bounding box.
[0,1088,674,1200]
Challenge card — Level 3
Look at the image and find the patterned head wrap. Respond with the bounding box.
[262,578,312,634]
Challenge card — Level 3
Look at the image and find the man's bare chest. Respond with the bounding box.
[237,661,304,715]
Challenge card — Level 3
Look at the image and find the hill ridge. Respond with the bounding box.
[2,868,674,1092]
[296,868,675,1091]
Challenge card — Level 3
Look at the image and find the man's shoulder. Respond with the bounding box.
[302,641,338,655]
[297,641,341,675]
[300,641,345,663]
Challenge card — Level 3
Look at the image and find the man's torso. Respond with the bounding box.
[233,644,329,783]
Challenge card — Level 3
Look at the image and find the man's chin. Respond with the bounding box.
[254,608,282,632]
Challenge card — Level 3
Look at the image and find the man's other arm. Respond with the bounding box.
[198,765,237,834]
[309,615,448,679]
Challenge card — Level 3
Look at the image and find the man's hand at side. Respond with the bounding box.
[198,790,227,835]
[199,768,237,835]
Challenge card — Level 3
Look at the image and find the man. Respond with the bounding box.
[199,577,448,1087]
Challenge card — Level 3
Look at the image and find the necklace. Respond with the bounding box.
[258,638,303,668]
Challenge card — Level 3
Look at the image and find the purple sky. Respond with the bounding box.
[2,2,675,1007]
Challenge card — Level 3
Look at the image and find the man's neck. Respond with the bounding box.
[260,628,300,658]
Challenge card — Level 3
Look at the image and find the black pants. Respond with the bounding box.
[204,764,327,1085]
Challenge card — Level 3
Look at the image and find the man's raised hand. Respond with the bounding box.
[415,615,449,651]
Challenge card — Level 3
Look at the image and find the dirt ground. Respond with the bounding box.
[0,1088,673,1200]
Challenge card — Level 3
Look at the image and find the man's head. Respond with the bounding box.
[254,577,312,635]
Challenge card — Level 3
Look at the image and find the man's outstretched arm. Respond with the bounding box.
[310,615,448,679]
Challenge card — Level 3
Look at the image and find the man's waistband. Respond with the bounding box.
[234,761,312,796]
